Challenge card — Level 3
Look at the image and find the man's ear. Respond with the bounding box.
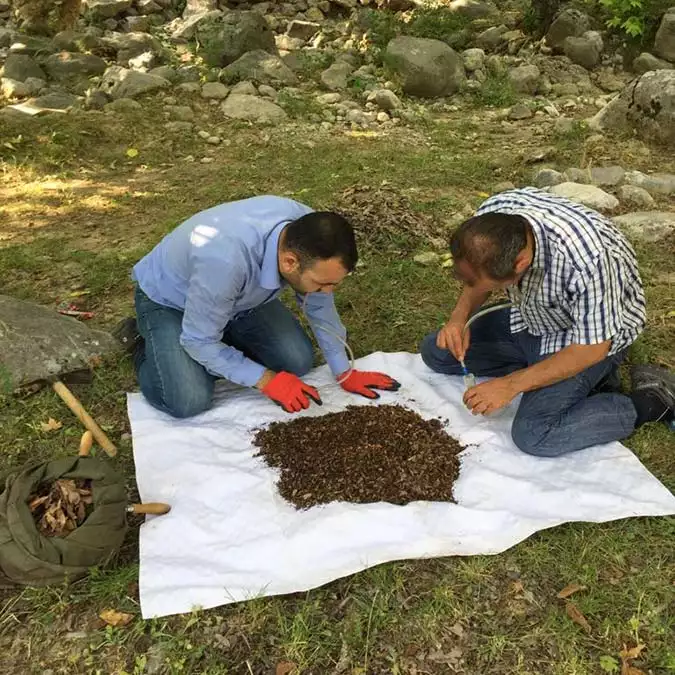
[279,249,300,275]
[513,248,530,276]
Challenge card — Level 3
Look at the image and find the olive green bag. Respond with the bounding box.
[0,456,128,586]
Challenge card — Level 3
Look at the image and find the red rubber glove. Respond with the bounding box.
[338,370,401,399]
[261,371,322,413]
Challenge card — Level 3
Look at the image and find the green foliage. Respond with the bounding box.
[293,50,335,80]
[471,73,518,107]
[599,655,620,673]
[600,0,649,37]
[276,91,323,119]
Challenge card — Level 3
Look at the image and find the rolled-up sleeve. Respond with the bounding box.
[298,292,350,376]
[180,246,266,387]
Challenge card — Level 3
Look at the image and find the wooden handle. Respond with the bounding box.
[129,503,171,516]
[52,380,117,457]
[78,430,93,456]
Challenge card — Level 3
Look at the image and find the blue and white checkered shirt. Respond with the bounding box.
[475,188,646,356]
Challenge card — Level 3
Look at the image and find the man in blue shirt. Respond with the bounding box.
[118,195,400,417]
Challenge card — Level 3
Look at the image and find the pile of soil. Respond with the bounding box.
[254,404,464,509]
[28,479,93,537]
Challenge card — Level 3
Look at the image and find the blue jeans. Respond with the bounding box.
[420,308,637,457]
[134,287,314,418]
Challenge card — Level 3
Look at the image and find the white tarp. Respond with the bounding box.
[128,352,675,619]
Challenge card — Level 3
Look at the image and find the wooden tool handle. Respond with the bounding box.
[129,503,171,516]
[52,380,117,457]
[78,430,93,457]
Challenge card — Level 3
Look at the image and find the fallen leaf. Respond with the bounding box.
[40,418,63,432]
[275,662,297,675]
[510,580,525,594]
[557,582,587,599]
[99,609,134,627]
[126,148,139,158]
[565,601,591,633]
[620,643,646,661]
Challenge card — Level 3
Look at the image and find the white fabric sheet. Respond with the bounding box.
[128,352,675,619]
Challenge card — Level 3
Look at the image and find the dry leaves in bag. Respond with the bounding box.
[28,478,94,537]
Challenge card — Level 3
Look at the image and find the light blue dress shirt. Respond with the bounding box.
[132,195,350,387]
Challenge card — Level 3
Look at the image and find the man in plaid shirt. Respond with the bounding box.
[421,188,674,457]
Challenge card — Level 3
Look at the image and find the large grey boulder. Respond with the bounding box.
[99,66,170,99]
[384,36,465,98]
[220,50,297,86]
[545,8,590,52]
[549,183,619,212]
[564,31,602,70]
[508,64,541,94]
[221,93,287,124]
[195,11,277,68]
[624,170,675,195]
[85,0,133,20]
[447,0,498,18]
[102,32,165,66]
[183,0,218,17]
[1,54,45,82]
[613,212,675,243]
[320,61,353,91]
[654,7,675,63]
[44,52,107,82]
[0,295,120,393]
[588,70,675,145]
[632,52,673,74]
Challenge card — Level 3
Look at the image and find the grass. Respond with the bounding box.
[0,96,674,674]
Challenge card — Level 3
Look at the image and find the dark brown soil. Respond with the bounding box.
[253,404,464,509]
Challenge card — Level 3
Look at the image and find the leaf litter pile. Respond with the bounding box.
[28,479,93,537]
[254,404,464,509]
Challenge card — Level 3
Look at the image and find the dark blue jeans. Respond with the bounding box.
[420,308,637,457]
[134,287,314,418]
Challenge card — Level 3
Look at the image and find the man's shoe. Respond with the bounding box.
[630,365,675,427]
[112,317,141,354]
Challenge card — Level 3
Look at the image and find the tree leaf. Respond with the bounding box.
[99,609,134,627]
[557,582,587,599]
[565,601,591,633]
[620,643,646,661]
[599,655,619,673]
[40,417,63,432]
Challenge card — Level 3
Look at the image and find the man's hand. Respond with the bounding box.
[259,371,322,413]
[437,319,470,362]
[339,370,401,399]
[463,377,518,415]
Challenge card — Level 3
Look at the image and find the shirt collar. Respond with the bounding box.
[260,221,288,290]
[522,213,547,270]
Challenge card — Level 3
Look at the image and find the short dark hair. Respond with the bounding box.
[284,212,358,272]
[450,212,528,280]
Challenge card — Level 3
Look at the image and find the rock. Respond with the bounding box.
[276,35,304,51]
[129,52,160,71]
[565,167,590,183]
[654,7,675,62]
[320,60,353,91]
[624,170,675,195]
[126,15,152,32]
[1,54,45,82]
[104,97,142,112]
[617,185,655,208]
[549,182,619,212]
[258,84,277,98]
[346,108,368,126]
[172,10,222,41]
[494,181,516,192]
[183,0,217,17]
[508,103,533,120]
[534,168,566,187]
[103,32,164,66]
[30,92,80,110]
[612,211,675,242]
[85,88,109,109]
[0,295,120,392]
[545,8,590,52]
[413,252,440,265]
[563,31,602,70]
[43,52,107,81]
[230,80,257,95]
[632,52,673,74]
[384,36,465,98]
[1,78,29,99]
[0,29,14,49]
[316,92,341,104]
[201,81,230,99]
[164,121,193,132]
[588,70,675,145]
[596,70,624,93]
[221,50,297,86]
[149,65,179,82]
[196,11,276,68]
[475,25,508,52]
[286,20,320,41]
[462,48,485,72]
[377,111,390,123]
[99,66,170,99]
[85,0,132,20]
[138,0,162,13]
[166,104,194,121]
[221,93,287,123]
[589,165,625,187]
[508,64,540,94]
[305,7,325,22]
[366,88,401,111]
[447,0,498,19]
[177,82,201,94]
